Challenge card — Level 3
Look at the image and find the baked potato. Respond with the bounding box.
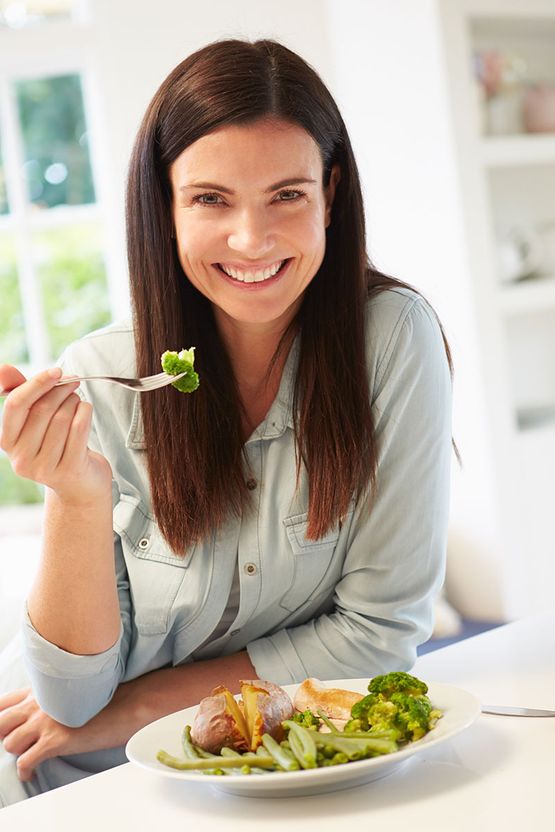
[190,685,249,753]
[190,679,294,754]
[240,679,295,750]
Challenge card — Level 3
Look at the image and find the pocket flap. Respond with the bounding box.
[113,494,193,567]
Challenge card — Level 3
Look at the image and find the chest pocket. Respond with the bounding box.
[278,512,343,612]
[113,494,195,635]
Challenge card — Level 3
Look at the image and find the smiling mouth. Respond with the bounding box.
[216,259,290,283]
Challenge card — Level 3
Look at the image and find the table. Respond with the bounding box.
[2,610,554,831]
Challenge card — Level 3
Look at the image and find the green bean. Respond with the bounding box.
[157,750,276,771]
[261,733,300,771]
[282,721,318,769]
[220,747,242,758]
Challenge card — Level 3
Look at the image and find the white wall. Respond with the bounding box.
[325,0,505,619]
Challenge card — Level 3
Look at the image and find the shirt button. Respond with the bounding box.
[230,629,241,636]
[246,478,257,490]
[138,537,150,550]
[244,563,257,575]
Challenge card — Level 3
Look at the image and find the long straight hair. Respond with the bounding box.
[126,38,453,554]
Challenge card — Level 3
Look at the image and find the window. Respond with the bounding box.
[0,6,120,507]
[0,1,76,30]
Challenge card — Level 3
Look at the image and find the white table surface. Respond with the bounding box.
[2,610,554,831]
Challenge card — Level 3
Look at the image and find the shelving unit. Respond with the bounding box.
[438,0,555,619]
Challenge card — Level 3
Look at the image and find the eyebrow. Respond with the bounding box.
[179,177,317,194]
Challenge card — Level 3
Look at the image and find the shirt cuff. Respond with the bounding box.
[246,629,309,685]
[23,606,123,679]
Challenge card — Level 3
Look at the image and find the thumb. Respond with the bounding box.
[0,364,27,393]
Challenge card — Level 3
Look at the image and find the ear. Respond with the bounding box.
[324,164,341,227]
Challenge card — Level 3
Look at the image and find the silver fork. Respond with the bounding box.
[0,371,188,396]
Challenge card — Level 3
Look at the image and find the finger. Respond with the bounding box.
[5,382,80,467]
[0,364,27,393]
[34,392,81,472]
[0,368,64,449]
[58,399,93,468]
[0,688,30,710]
[0,704,29,740]
[16,743,44,782]
[2,721,39,757]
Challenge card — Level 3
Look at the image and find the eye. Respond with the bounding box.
[191,192,224,207]
[275,189,306,202]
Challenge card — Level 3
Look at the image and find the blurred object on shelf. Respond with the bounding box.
[497,225,542,283]
[473,50,528,135]
[523,83,555,133]
[497,221,555,283]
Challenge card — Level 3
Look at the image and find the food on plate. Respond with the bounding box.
[160,347,199,392]
[189,679,294,754]
[241,680,295,750]
[293,677,364,721]
[189,685,249,753]
[157,672,443,775]
[344,671,441,742]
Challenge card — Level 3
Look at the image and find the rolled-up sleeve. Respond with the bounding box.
[247,296,452,683]
[22,528,132,727]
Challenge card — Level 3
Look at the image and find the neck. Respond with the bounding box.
[214,310,296,391]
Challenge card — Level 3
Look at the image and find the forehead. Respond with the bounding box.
[170,118,323,184]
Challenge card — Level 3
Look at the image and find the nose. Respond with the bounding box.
[226,207,275,258]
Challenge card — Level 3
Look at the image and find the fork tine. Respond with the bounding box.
[135,372,187,391]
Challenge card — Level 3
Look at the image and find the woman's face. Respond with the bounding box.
[170,118,340,333]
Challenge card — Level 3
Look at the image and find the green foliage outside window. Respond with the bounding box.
[0,453,44,505]
[16,74,95,209]
[0,235,28,364]
[0,139,8,214]
[35,222,111,359]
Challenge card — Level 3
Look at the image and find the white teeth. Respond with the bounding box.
[219,260,284,282]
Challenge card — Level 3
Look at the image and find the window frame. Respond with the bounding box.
[0,14,127,373]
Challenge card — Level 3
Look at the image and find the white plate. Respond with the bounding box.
[125,679,481,798]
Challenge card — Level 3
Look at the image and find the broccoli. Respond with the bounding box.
[367,671,428,699]
[290,710,321,731]
[161,347,199,393]
[389,693,434,741]
[344,672,441,744]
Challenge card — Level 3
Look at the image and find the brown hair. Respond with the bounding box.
[126,38,453,554]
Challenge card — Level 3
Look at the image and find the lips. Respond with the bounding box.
[215,258,291,285]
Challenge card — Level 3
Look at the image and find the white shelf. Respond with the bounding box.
[498,273,555,315]
[481,135,555,167]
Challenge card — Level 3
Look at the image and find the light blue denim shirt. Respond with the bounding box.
[2,286,452,803]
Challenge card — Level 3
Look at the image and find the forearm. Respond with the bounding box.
[72,650,256,752]
[27,486,120,655]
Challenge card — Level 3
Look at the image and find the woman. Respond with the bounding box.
[0,38,452,805]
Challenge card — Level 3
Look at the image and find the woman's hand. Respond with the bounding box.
[0,688,79,782]
[0,365,112,505]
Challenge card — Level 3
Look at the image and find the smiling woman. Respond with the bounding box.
[0,37,453,808]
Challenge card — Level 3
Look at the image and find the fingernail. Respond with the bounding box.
[48,367,63,379]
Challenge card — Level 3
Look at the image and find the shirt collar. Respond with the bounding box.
[125,335,299,451]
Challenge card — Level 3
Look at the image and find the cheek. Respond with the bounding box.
[175,219,220,269]
[282,208,327,254]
